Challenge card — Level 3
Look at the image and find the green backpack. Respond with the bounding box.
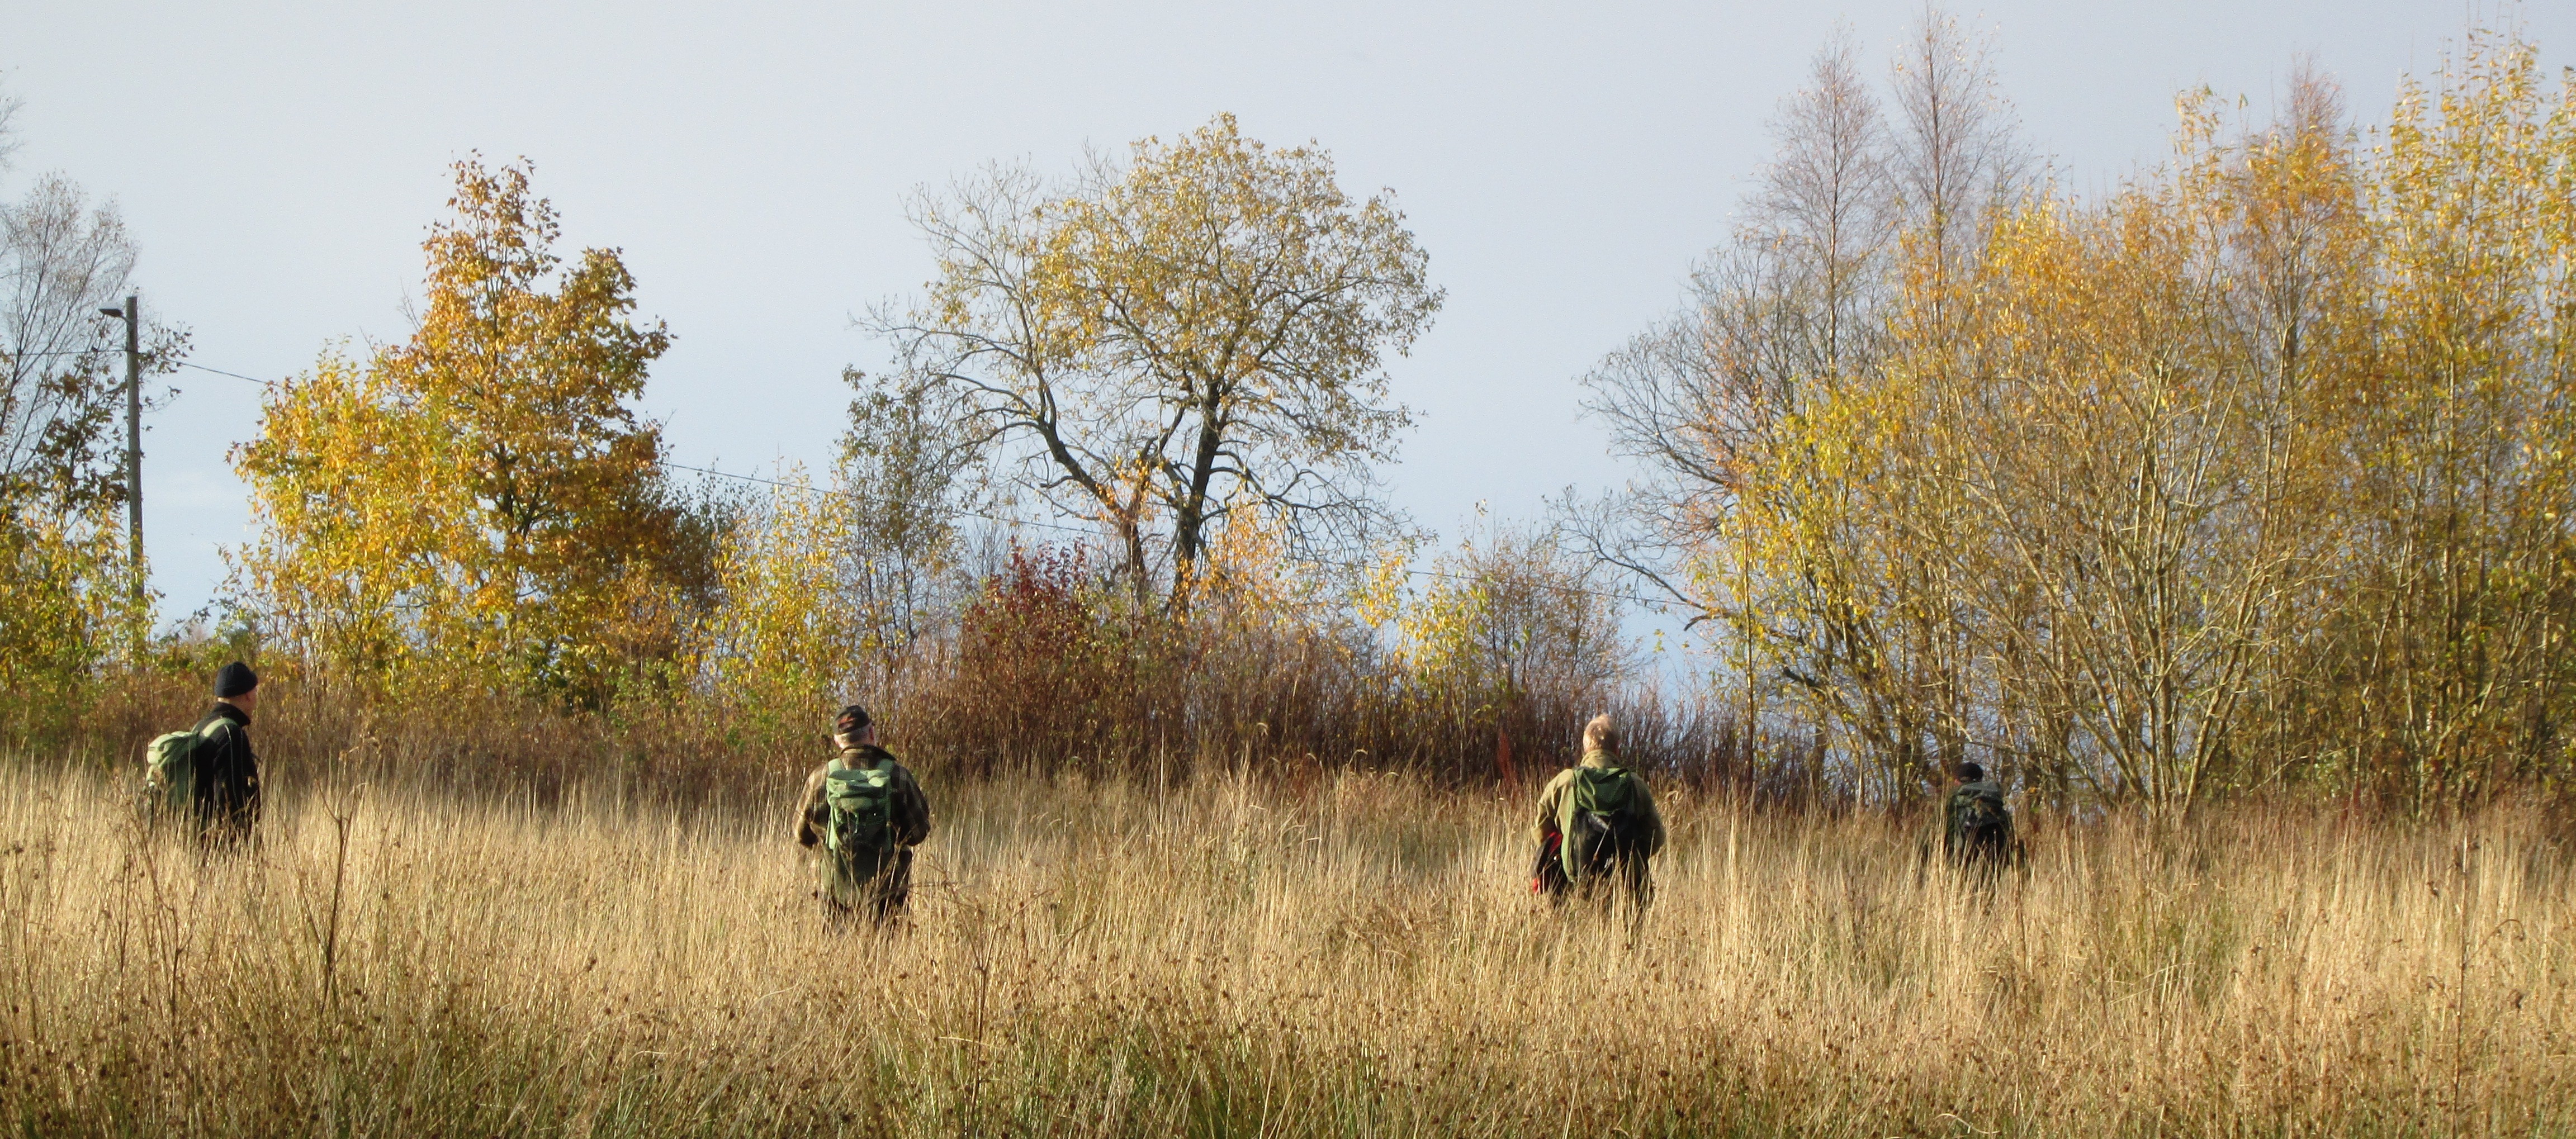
[821,754,899,855]
[1559,766,1643,881]
[140,719,231,819]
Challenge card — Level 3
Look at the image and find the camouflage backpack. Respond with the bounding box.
[139,718,232,820]
[1559,766,1645,882]
[1948,782,2012,860]
[821,754,899,855]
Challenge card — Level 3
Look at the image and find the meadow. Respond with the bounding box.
[5,12,2574,1136]
[3,754,2566,1137]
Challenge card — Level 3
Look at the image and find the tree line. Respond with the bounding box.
[1580,21,2576,812]
[215,122,1631,785]
[4,18,2569,811]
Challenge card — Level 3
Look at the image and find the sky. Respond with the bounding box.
[3,0,2569,642]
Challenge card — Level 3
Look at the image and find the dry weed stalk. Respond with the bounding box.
[0,763,2566,1136]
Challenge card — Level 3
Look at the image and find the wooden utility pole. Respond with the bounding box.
[120,293,141,599]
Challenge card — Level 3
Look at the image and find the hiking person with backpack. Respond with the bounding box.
[1935,762,2019,876]
[142,661,264,847]
[794,704,931,927]
[1530,714,1665,912]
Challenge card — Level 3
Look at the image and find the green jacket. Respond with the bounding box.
[1531,747,1666,857]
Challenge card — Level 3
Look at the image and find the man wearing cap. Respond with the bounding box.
[793,704,932,926]
[196,662,264,846]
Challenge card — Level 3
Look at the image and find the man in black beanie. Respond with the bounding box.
[793,703,931,926]
[194,661,264,846]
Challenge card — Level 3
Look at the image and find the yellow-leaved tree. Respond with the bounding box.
[233,159,715,708]
[686,465,869,748]
[866,114,1441,603]
[1585,23,2576,811]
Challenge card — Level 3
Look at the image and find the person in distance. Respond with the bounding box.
[141,661,264,849]
[1935,761,2021,880]
[794,704,932,927]
[1529,714,1666,915]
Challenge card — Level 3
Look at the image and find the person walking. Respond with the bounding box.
[794,704,932,927]
[1936,762,2018,877]
[1530,714,1665,914]
[159,661,263,847]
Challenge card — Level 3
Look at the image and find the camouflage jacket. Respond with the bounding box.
[794,745,932,850]
[1942,780,2009,840]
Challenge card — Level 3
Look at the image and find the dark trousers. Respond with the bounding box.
[822,846,914,927]
[1534,837,1653,912]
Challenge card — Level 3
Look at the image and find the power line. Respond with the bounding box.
[5,353,284,387]
[176,361,279,388]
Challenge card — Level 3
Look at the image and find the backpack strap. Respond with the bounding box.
[193,717,237,762]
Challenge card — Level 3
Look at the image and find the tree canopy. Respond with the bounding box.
[234,158,712,706]
[867,114,1441,601]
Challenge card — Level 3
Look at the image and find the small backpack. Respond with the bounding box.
[1559,766,1644,882]
[821,754,899,855]
[1949,783,2012,861]
[140,718,231,819]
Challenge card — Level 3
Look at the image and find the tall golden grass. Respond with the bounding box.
[2,757,2566,1136]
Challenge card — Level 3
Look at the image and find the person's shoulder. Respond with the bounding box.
[1949,781,2005,805]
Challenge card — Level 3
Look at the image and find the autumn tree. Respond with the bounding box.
[1580,16,2025,795]
[686,464,863,744]
[837,366,981,649]
[1394,518,1630,765]
[1917,75,2365,813]
[866,114,1441,602]
[0,91,181,713]
[2314,32,2576,804]
[234,158,712,706]
[1585,18,2576,811]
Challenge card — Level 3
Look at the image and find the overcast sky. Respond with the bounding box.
[4,0,2568,637]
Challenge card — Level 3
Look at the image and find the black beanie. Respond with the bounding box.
[835,704,871,734]
[214,661,259,699]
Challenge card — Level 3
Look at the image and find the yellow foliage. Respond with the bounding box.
[688,465,869,730]
[231,159,694,708]
[1608,29,2576,808]
[886,114,1438,597]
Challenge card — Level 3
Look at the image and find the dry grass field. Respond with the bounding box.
[1,758,2569,1137]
